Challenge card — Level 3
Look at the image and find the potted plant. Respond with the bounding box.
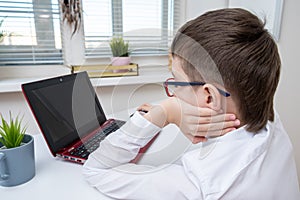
[109,37,131,66]
[0,113,35,187]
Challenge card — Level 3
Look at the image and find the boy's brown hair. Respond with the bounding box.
[171,8,281,132]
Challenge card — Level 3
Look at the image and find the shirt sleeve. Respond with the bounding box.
[82,111,202,200]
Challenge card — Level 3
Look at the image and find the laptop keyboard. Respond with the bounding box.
[70,120,125,159]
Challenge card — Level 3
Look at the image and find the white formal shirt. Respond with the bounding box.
[83,111,299,200]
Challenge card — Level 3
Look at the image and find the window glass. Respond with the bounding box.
[0,0,62,65]
[82,0,180,57]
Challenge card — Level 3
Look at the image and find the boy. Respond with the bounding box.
[83,8,299,199]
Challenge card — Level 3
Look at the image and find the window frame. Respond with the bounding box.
[82,0,182,59]
[0,0,186,82]
[0,0,63,66]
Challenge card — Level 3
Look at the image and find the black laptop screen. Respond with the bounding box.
[22,72,107,155]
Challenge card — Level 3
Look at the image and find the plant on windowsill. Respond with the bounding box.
[109,37,131,67]
[0,113,35,187]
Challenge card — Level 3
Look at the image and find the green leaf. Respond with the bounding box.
[109,37,130,57]
[0,113,26,148]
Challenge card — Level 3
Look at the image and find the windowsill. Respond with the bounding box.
[0,65,171,93]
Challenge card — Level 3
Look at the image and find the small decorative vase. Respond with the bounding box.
[111,57,131,73]
[111,57,131,66]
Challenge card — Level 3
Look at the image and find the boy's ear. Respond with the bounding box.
[203,84,222,111]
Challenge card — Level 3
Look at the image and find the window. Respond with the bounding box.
[82,0,180,58]
[0,0,62,65]
[0,0,180,66]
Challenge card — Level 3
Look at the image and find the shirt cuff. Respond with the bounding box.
[119,111,161,141]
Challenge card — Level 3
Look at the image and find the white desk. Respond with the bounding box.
[1,133,109,200]
[1,111,200,200]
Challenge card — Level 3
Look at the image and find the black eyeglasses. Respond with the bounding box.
[163,78,230,97]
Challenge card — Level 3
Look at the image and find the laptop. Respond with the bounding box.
[22,71,157,164]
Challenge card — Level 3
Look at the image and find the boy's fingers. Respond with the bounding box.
[209,114,237,123]
[187,119,240,134]
[207,119,240,131]
[186,114,237,124]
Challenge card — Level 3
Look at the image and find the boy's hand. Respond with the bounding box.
[143,98,240,143]
[163,98,240,143]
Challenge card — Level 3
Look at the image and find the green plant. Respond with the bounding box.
[109,37,130,57]
[0,113,26,149]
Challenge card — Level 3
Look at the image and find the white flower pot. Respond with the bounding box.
[111,57,131,73]
[111,57,131,66]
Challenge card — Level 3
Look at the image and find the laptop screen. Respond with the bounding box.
[22,72,107,155]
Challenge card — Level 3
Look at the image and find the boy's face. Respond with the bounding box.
[171,57,208,107]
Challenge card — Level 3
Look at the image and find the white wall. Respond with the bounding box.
[275,0,300,181]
